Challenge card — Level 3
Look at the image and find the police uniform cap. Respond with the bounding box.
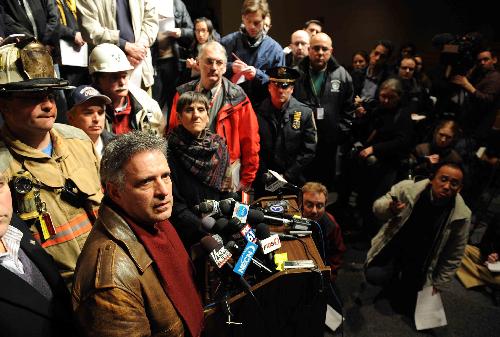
[267,66,300,87]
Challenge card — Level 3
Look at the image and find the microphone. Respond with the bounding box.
[225,241,273,275]
[200,236,253,291]
[195,199,220,215]
[201,235,232,269]
[201,216,217,232]
[194,198,235,216]
[263,169,301,193]
[254,223,280,270]
[275,233,299,241]
[246,208,312,231]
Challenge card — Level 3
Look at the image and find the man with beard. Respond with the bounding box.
[301,182,345,281]
[221,0,284,105]
[451,47,500,143]
[285,30,310,68]
[255,66,317,196]
[353,40,394,118]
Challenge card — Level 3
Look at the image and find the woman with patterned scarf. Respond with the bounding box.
[167,91,233,250]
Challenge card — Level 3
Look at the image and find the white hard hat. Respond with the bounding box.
[88,43,134,74]
[0,37,71,93]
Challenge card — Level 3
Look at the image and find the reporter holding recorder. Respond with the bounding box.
[167,91,234,250]
[364,161,471,318]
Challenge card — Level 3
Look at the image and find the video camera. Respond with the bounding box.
[432,32,483,77]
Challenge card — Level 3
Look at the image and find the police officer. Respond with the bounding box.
[255,66,317,197]
[0,37,103,287]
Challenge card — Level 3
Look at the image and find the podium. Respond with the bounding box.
[203,196,330,337]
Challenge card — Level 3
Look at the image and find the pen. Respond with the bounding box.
[232,52,242,62]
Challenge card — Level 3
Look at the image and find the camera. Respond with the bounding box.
[432,32,483,77]
[350,141,378,166]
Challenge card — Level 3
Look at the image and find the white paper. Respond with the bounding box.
[325,304,343,332]
[487,261,500,272]
[59,40,88,67]
[129,61,143,88]
[157,0,174,18]
[159,17,176,33]
[235,74,246,84]
[316,107,324,120]
[476,147,486,159]
[411,113,427,121]
[414,286,447,330]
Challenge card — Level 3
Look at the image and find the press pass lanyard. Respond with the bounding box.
[309,69,326,120]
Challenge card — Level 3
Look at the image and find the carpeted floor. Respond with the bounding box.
[324,238,500,337]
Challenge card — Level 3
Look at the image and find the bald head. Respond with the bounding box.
[311,32,332,47]
[309,33,333,71]
[290,30,310,62]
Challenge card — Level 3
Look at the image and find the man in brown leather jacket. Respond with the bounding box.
[72,131,204,337]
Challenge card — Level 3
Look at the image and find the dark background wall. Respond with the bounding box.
[191,0,500,70]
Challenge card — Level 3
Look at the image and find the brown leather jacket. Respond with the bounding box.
[72,204,184,337]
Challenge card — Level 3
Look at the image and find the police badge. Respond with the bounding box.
[292,111,301,129]
[330,79,341,92]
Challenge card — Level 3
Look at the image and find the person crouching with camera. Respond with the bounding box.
[354,78,414,238]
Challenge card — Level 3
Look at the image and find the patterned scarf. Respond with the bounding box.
[168,126,231,191]
[239,25,265,49]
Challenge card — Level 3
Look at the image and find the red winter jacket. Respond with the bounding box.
[168,78,260,188]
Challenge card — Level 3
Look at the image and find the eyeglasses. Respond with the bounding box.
[311,45,330,52]
[203,58,225,67]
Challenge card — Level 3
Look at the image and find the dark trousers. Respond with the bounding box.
[152,57,180,124]
[305,141,338,190]
[365,248,424,315]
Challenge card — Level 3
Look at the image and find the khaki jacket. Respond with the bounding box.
[77,0,158,88]
[366,179,471,289]
[100,83,164,135]
[129,83,164,135]
[72,204,184,337]
[0,124,103,285]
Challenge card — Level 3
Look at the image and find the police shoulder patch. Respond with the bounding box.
[292,111,302,130]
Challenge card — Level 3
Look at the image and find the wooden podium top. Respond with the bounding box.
[203,195,330,337]
[253,195,328,268]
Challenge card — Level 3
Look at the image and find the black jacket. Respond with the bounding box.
[256,96,317,185]
[1,0,60,46]
[293,56,354,145]
[0,215,74,337]
[368,105,414,162]
[167,140,231,250]
[0,6,5,37]
[152,0,193,63]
